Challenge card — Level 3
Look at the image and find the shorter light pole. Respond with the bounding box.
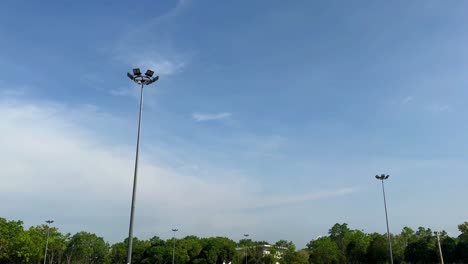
[375,174,393,264]
[244,234,249,264]
[172,229,178,264]
[436,232,445,264]
[43,220,54,264]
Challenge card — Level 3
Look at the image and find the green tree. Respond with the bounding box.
[455,222,468,263]
[140,236,169,264]
[0,218,36,263]
[27,224,68,264]
[404,228,437,264]
[392,227,414,263]
[110,237,150,264]
[109,241,127,264]
[328,223,350,263]
[345,230,369,263]
[458,222,468,234]
[289,249,309,264]
[50,232,69,264]
[27,225,48,263]
[67,231,109,264]
[179,235,203,262]
[455,239,468,263]
[307,237,341,264]
[440,236,457,263]
[364,233,388,264]
[236,239,262,264]
[194,237,237,264]
[274,240,295,264]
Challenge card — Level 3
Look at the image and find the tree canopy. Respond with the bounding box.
[0,217,467,264]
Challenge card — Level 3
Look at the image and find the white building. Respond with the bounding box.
[235,244,286,264]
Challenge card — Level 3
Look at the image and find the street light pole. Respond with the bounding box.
[244,234,249,264]
[126,68,159,264]
[436,231,445,264]
[375,174,393,264]
[43,220,54,264]
[172,229,178,264]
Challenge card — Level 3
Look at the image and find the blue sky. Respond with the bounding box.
[1,0,468,247]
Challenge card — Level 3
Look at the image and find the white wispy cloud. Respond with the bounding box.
[192,112,232,122]
[255,135,286,152]
[148,0,191,25]
[244,187,359,209]
[110,0,190,79]
[112,50,187,78]
[137,57,186,76]
[402,96,414,104]
[0,89,26,97]
[109,86,140,99]
[431,104,451,112]
[0,99,357,242]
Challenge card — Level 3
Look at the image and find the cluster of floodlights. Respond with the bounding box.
[127,68,159,85]
[375,174,390,180]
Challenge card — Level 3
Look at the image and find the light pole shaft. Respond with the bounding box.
[43,226,51,264]
[245,248,247,264]
[437,232,444,264]
[244,235,249,264]
[126,84,144,264]
[172,232,176,264]
[381,180,394,264]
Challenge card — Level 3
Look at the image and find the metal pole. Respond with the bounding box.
[172,229,178,264]
[381,179,394,264]
[43,225,51,264]
[126,84,144,264]
[245,248,247,264]
[437,232,445,264]
[244,234,249,264]
[172,236,176,264]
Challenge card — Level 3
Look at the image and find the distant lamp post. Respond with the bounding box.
[375,174,393,264]
[172,229,179,264]
[126,68,160,264]
[244,234,249,264]
[43,220,54,264]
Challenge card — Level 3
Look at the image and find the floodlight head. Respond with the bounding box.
[145,69,154,77]
[128,68,159,86]
[385,175,390,179]
[244,234,249,237]
[172,229,178,232]
[133,68,141,76]
[375,175,380,179]
[46,220,54,224]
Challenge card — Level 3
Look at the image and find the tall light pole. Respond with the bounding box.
[244,234,249,264]
[375,174,393,264]
[126,68,160,264]
[172,229,178,264]
[43,220,54,264]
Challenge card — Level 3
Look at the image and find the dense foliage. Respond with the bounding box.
[1,217,467,263]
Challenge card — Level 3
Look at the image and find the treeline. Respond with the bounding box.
[1,217,467,264]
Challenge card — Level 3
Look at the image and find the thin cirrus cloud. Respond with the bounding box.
[110,1,190,78]
[431,104,450,112]
[137,58,186,76]
[111,50,187,78]
[109,86,140,99]
[401,96,414,104]
[192,112,232,122]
